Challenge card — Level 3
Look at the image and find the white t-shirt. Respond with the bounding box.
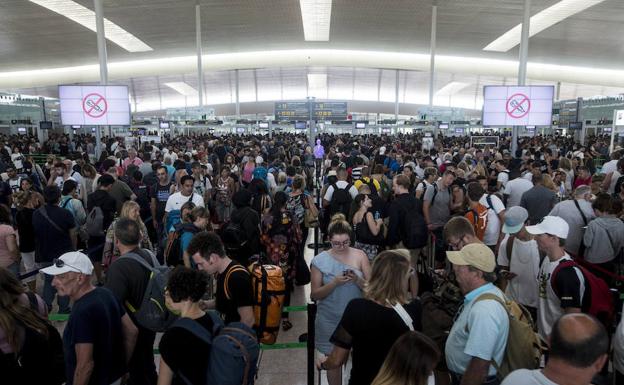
[415,180,432,193]
[164,192,205,213]
[537,254,585,340]
[522,171,533,182]
[479,194,505,246]
[601,159,618,175]
[497,170,510,189]
[504,178,533,208]
[11,153,23,170]
[323,180,358,201]
[608,170,621,194]
[497,235,540,308]
[501,369,556,385]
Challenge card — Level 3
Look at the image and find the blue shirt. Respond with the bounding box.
[445,283,509,377]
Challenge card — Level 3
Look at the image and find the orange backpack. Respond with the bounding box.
[226,262,286,345]
[465,203,488,241]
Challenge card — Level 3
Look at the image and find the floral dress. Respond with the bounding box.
[260,210,302,280]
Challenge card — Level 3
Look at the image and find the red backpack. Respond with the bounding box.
[551,260,614,326]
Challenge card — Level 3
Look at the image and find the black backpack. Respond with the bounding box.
[133,184,150,215]
[365,178,379,196]
[222,221,248,254]
[164,223,199,266]
[0,292,66,385]
[403,199,428,249]
[329,183,353,218]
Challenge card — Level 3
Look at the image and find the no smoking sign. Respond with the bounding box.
[82,93,108,118]
[506,93,531,119]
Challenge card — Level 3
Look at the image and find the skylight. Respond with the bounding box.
[483,0,606,52]
[300,0,332,41]
[29,0,152,52]
[164,82,198,97]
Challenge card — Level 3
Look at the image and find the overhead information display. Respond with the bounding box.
[59,85,130,126]
[482,86,554,126]
[275,101,347,120]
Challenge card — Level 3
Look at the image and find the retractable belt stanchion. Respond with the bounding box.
[307,302,317,385]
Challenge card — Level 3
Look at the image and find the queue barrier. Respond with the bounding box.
[48,303,319,385]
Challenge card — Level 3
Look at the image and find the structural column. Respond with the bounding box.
[394,69,400,122]
[196,1,204,107]
[235,69,240,117]
[513,0,531,157]
[93,0,107,158]
[428,2,437,107]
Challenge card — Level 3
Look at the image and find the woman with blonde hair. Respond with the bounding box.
[311,213,371,385]
[103,200,153,267]
[317,250,421,385]
[371,331,440,385]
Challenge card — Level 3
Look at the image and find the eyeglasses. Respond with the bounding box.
[331,240,350,248]
[53,258,81,273]
[448,236,465,251]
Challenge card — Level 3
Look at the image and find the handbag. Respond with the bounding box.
[304,195,319,228]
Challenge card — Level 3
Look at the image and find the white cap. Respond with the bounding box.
[525,216,569,239]
[379,146,386,155]
[41,251,94,276]
[255,156,264,165]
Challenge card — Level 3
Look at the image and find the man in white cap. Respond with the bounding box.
[445,243,509,385]
[526,216,585,340]
[43,251,137,385]
[497,206,540,320]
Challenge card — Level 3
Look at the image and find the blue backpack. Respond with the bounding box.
[172,311,260,385]
[165,193,195,232]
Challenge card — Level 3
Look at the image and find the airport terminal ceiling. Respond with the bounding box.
[2,0,624,112]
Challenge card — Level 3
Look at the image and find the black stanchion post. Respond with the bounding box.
[307,302,317,385]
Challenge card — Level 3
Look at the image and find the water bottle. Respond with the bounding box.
[559,183,566,200]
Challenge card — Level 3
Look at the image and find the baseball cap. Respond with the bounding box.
[41,251,94,276]
[327,170,337,177]
[502,206,529,234]
[525,216,569,239]
[379,146,386,155]
[446,243,496,273]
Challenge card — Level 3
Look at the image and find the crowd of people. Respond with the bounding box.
[0,129,623,385]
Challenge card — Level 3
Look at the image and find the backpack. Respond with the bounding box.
[133,184,150,215]
[85,206,105,237]
[227,263,286,345]
[465,204,488,241]
[170,313,260,385]
[0,292,66,385]
[470,293,543,379]
[403,199,428,249]
[165,193,194,232]
[119,251,177,332]
[164,223,198,266]
[329,183,353,218]
[551,259,615,326]
[222,221,248,255]
[363,177,379,196]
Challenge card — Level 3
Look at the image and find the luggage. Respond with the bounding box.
[171,312,260,385]
[551,259,615,327]
[120,251,177,332]
[470,293,543,379]
[245,262,287,344]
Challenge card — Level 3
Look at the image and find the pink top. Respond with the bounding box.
[0,224,17,268]
[122,156,143,170]
[242,162,255,183]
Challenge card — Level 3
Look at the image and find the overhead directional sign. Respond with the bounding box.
[482,86,553,126]
[275,101,347,120]
[59,85,130,126]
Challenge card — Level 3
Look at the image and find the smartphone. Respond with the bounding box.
[343,269,353,276]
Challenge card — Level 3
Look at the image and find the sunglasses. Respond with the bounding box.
[53,258,81,273]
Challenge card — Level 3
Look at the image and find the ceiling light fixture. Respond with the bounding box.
[483,0,607,52]
[164,82,198,96]
[29,0,152,52]
[435,81,470,96]
[300,0,332,41]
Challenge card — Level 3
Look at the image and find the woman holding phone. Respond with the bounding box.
[311,213,371,385]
